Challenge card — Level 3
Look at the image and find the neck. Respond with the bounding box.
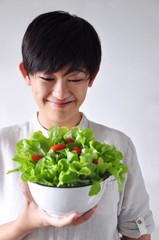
[37,112,82,130]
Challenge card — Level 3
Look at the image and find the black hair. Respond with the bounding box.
[22,11,101,81]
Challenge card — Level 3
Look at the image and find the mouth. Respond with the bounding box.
[46,99,74,108]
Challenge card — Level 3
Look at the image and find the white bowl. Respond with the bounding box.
[28,181,106,218]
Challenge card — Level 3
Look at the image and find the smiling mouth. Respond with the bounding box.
[47,100,74,108]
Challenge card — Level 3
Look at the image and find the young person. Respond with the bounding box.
[0,11,154,240]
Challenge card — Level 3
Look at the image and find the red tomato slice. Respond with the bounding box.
[50,144,65,151]
[71,146,81,156]
[93,159,98,164]
[32,154,43,161]
[65,138,74,144]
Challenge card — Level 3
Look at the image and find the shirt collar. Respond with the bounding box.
[78,112,89,129]
[31,112,89,136]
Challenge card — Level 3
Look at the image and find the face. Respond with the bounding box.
[24,65,92,129]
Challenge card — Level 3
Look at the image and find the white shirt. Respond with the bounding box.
[0,113,154,240]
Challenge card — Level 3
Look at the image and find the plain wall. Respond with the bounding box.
[0,0,158,238]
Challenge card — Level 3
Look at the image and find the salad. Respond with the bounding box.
[8,126,128,196]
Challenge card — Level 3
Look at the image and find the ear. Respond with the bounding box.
[19,62,31,86]
[88,68,99,87]
[88,78,94,87]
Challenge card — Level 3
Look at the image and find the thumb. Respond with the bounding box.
[21,180,35,203]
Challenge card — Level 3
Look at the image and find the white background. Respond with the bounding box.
[0,0,158,238]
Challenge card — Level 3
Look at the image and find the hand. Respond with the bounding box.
[17,181,97,234]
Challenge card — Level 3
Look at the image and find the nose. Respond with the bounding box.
[52,79,70,100]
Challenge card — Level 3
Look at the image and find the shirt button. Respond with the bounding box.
[137,220,142,224]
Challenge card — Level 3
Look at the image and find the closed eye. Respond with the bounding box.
[40,77,54,81]
[68,79,82,82]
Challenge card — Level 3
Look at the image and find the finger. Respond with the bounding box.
[21,180,35,203]
[72,204,98,226]
[46,212,79,228]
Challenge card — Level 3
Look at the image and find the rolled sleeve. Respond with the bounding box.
[117,138,155,238]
